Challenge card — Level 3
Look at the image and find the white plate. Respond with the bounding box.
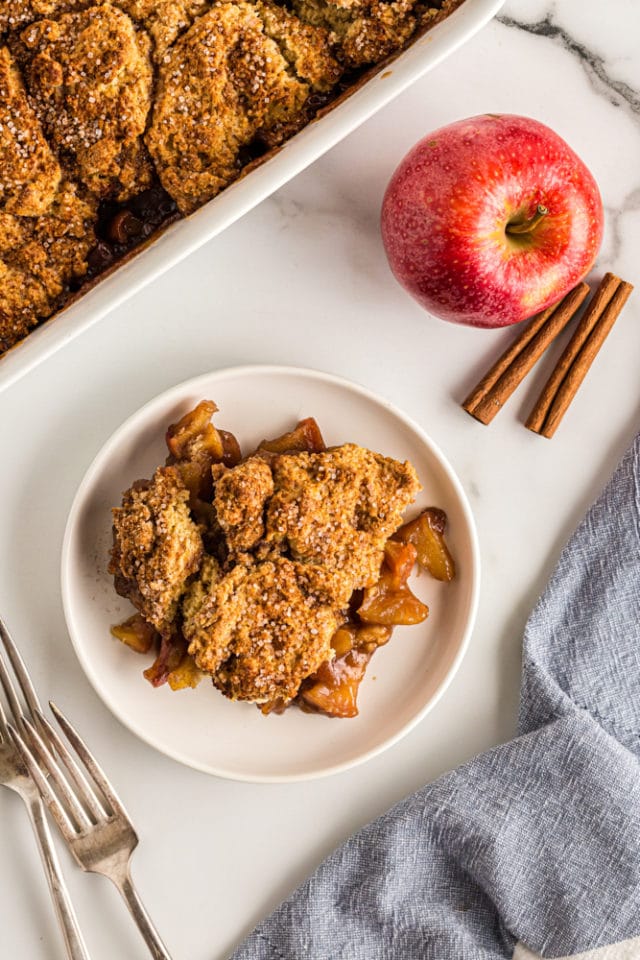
[0,0,504,395]
[61,366,480,781]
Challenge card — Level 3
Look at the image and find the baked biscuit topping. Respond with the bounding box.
[213,456,275,556]
[0,0,86,35]
[109,465,204,632]
[109,403,457,717]
[0,0,462,357]
[265,444,421,590]
[254,0,341,92]
[13,3,153,201]
[114,0,208,62]
[0,180,96,352]
[146,1,341,214]
[292,0,421,69]
[0,45,61,215]
[184,558,340,702]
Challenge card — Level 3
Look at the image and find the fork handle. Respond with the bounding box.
[113,867,173,960]
[26,796,91,960]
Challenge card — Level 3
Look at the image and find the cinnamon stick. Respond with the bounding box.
[463,282,590,425]
[527,274,634,438]
[525,273,624,434]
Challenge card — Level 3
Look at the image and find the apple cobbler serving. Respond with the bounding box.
[0,0,464,357]
[108,400,455,717]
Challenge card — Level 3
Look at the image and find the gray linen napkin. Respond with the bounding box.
[231,435,640,960]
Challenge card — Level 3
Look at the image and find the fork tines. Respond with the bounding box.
[10,702,128,839]
[0,616,41,720]
[50,701,126,820]
[0,616,129,835]
[1,622,172,959]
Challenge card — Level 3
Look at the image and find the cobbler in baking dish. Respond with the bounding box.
[108,400,455,717]
[0,0,464,356]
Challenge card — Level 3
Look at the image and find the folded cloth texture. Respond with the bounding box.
[231,435,640,960]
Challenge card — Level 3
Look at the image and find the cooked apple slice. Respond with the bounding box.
[299,648,372,718]
[357,541,428,626]
[166,399,222,460]
[167,655,204,691]
[143,631,188,687]
[257,417,325,455]
[394,508,455,582]
[110,613,157,654]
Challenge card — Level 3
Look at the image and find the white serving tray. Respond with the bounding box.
[0,0,504,394]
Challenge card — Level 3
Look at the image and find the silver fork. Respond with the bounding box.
[9,692,173,960]
[0,618,89,960]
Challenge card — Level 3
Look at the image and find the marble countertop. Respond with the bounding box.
[2,0,639,956]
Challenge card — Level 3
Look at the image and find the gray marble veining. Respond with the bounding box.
[499,4,640,118]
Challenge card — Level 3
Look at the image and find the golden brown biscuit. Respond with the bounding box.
[146,1,341,214]
[181,553,222,622]
[13,3,153,201]
[291,0,417,68]
[213,455,275,555]
[110,465,204,632]
[265,443,421,592]
[114,0,208,62]
[183,557,340,703]
[0,181,96,354]
[254,1,341,92]
[0,0,87,35]
[0,45,61,215]
[0,0,461,357]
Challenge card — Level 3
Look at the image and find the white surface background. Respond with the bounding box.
[2,0,640,956]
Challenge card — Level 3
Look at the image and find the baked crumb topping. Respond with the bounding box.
[0,0,87,35]
[109,465,204,632]
[266,444,421,590]
[11,3,154,201]
[292,0,418,69]
[184,557,340,702]
[0,0,462,357]
[0,180,96,352]
[146,1,341,214]
[109,404,432,711]
[0,45,61,216]
[213,455,275,556]
[115,0,209,62]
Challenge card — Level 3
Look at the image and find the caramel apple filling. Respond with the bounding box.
[109,401,455,718]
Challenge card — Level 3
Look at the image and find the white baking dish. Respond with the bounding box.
[0,0,504,393]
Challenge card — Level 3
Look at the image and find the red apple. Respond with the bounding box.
[381,114,604,328]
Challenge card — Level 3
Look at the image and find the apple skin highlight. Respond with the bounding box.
[380,114,604,328]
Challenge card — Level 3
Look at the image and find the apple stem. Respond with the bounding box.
[506,204,549,236]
